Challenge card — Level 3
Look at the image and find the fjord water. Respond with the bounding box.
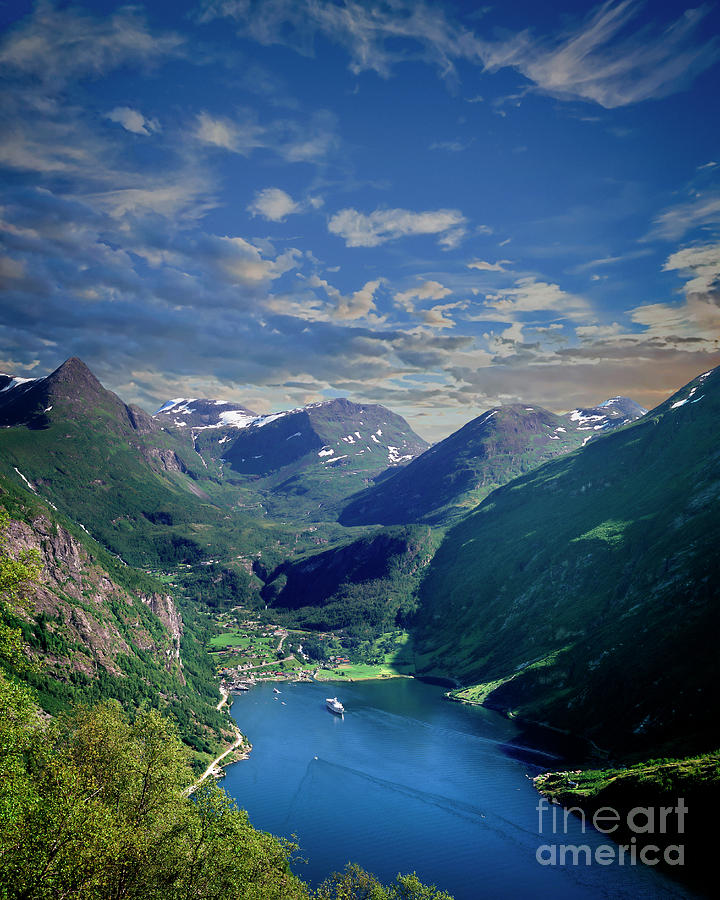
[224,679,691,899]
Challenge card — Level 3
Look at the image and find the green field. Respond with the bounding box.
[315,664,411,681]
[208,628,279,650]
[316,631,416,680]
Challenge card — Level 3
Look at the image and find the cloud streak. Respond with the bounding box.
[483,1,720,108]
[202,0,720,108]
[328,207,467,248]
[0,3,183,86]
[649,193,720,241]
[483,277,592,320]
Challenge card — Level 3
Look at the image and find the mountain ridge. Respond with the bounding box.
[340,396,647,526]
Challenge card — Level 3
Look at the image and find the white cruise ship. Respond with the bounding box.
[326,697,345,715]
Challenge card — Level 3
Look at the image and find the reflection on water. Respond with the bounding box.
[222,679,693,900]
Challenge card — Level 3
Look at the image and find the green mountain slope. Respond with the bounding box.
[0,358,229,566]
[340,398,646,526]
[262,524,441,633]
[0,359,361,575]
[0,473,233,761]
[414,367,719,756]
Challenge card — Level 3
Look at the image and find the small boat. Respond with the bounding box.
[326,697,345,716]
[273,688,281,694]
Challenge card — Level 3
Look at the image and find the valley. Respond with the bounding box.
[1,356,718,896]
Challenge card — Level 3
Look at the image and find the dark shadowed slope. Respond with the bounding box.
[341,398,646,526]
[414,367,719,757]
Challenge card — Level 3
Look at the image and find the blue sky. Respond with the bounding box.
[0,0,719,439]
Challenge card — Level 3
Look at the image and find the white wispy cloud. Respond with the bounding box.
[199,0,473,82]
[417,301,465,330]
[328,207,467,248]
[0,6,177,182]
[438,227,468,250]
[429,139,473,152]
[662,242,720,297]
[575,322,624,340]
[482,1,720,108]
[210,236,300,285]
[193,112,265,154]
[201,0,720,108]
[106,107,160,136]
[572,248,653,273]
[193,109,338,162]
[467,259,509,272]
[648,193,720,241]
[0,4,183,87]
[84,174,218,222]
[309,275,385,321]
[394,280,452,312]
[484,277,591,320]
[248,187,300,222]
[268,274,387,323]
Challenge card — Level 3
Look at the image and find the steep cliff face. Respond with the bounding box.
[143,447,189,475]
[142,592,183,664]
[5,513,184,682]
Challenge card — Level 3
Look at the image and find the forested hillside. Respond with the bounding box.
[414,367,720,757]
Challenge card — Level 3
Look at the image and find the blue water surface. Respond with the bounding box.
[223,678,694,900]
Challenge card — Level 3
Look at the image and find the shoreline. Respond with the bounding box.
[189,685,254,793]
[445,687,609,763]
[186,727,251,795]
[313,670,412,683]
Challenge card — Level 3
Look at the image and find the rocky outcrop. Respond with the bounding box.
[125,404,158,435]
[142,593,184,676]
[4,513,184,682]
[145,447,188,474]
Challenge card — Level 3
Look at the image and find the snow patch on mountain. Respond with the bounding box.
[218,410,255,428]
[14,467,36,492]
[155,398,194,413]
[388,446,413,463]
[569,410,606,425]
[252,411,288,428]
[1,376,38,393]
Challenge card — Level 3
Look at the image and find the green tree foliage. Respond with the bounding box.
[179,564,257,610]
[0,687,309,900]
[0,686,455,900]
[316,864,454,900]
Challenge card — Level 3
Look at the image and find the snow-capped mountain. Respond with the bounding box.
[563,396,648,438]
[155,398,257,429]
[154,396,426,474]
[0,373,46,419]
[193,397,429,479]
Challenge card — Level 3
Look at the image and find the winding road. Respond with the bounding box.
[186,686,247,795]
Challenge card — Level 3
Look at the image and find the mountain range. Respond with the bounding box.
[340,397,646,525]
[1,353,718,775]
